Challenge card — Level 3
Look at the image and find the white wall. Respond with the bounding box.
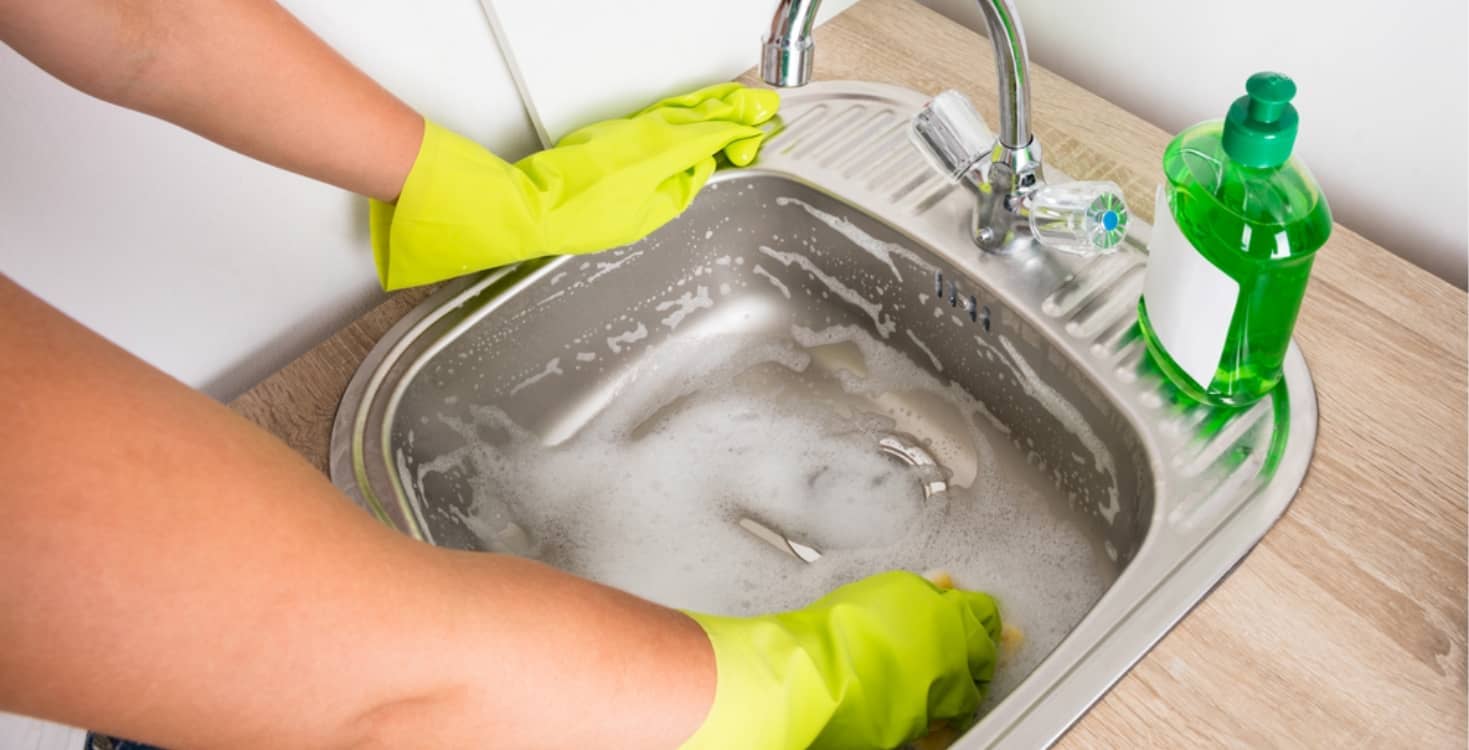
[486,0,859,144]
[0,0,861,404]
[919,0,1469,287]
[0,0,539,401]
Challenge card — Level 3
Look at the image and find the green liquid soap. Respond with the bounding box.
[1138,72,1332,407]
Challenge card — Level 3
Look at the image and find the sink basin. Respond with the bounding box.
[331,82,1315,748]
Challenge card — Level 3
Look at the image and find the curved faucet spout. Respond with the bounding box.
[762,0,1034,149]
[974,0,1032,149]
[763,0,821,87]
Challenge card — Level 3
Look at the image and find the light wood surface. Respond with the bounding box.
[232,0,1469,745]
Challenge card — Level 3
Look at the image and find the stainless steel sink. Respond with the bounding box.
[331,82,1316,749]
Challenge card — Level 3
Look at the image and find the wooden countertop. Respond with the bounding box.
[231,0,1469,745]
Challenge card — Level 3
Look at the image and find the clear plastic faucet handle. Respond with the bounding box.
[1027,181,1130,255]
[909,89,994,183]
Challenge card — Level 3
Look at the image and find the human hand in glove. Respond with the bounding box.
[680,570,1002,750]
[369,83,779,290]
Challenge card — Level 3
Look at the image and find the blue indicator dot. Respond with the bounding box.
[1102,210,1119,232]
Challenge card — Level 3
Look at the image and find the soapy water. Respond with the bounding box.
[420,322,1115,704]
[774,195,939,283]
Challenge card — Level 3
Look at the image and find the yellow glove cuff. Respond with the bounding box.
[679,613,835,750]
[369,121,545,291]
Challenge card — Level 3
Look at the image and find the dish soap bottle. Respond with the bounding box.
[1138,72,1332,406]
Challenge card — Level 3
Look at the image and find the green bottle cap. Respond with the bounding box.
[1222,72,1299,168]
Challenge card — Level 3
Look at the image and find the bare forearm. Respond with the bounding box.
[0,275,713,749]
[0,0,423,201]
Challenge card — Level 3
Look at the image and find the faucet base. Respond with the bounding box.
[762,37,815,87]
[972,139,1045,252]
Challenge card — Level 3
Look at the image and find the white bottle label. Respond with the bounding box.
[1142,186,1239,387]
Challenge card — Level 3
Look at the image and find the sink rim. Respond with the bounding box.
[329,81,1318,749]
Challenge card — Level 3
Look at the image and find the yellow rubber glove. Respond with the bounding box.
[369,83,779,290]
[681,571,1003,750]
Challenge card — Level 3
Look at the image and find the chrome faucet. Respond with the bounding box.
[762,0,1128,256]
[762,0,820,89]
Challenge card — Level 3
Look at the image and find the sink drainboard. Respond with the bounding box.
[331,82,1316,749]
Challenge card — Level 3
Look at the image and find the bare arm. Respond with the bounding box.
[0,4,715,746]
[0,0,423,201]
[0,275,714,747]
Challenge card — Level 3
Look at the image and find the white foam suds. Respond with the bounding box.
[435,325,1113,702]
[752,264,791,299]
[905,329,943,373]
[974,398,1011,435]
[576,352,597,363]
[509,358,563,396]
[994,335,1120,524]
[656,287,713,330]
[586,250,644,284]
[758,245,897,338]
[789,324,997,489]
[606,323,648,354]
[775,196,937,282]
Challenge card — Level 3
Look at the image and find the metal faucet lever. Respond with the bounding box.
[762,0,1128,255]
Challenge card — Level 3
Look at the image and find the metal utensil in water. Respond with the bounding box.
[737,434,953,564]
[739,516,823,563]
